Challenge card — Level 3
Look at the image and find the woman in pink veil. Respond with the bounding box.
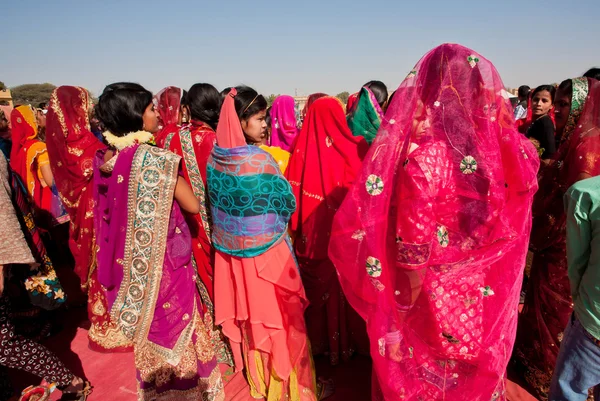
[328,44,539,401]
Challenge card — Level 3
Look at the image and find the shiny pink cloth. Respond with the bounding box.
[328,43,540,401]
[269,95,299,152]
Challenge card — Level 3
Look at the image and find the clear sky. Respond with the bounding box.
[3,0,599,97]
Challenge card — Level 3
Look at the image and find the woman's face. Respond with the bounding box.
[554,88,572,135]
[142,102,160,133]
[531,90,553,119]
[242,109,267,145]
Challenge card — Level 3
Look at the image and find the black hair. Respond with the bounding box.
[584,68,600,81]
[180,90,189,107]
[531,85,556,102]
[220,87,232,103]
[558,79,573,97]
[265,106,272,128]
[38,102,47,109]
[234,86,267,120]
[187,83,221,130]
[95,82,153,136]
[517,85,530,99]
[363,80,388,108]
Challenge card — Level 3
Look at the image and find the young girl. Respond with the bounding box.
[207,86,330,400]
[526,85,556,160]
[94,82,224,401]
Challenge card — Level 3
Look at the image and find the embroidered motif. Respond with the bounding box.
[325,136,333,147]
[434,101,441,108]
[351,230,366,241]
[117,175,124,183]
[460,155,477,174]
[467,55,480,68]
[437,225,449,247]
[378,338,386,356]
[479,286,495,296]
[366,256,382,278]
[179,127,213,244]
[365,174,384,196]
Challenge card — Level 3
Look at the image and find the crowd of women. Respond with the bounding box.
[1,43,600,401]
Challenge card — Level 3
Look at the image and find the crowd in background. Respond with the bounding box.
[0,44,600,401]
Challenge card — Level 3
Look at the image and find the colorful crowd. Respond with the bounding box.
[0,43,600,401]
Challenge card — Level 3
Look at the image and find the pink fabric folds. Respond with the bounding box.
[328,43,540,401]
[269,95,299,152]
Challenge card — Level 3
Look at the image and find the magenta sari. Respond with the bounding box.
[269,95,299,151]
[328,44,539,401]
[94,144,224,401]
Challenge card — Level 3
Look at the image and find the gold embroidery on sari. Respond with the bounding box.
[110,145,181,344]
[179,127,213,243]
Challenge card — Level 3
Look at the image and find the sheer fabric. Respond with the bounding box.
[328,44,539,401]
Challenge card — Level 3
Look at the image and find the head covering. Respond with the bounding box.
[329,44,539,400]
[9,105,38,171]
[46,86,105,285]
[154,86,182,147]
[346,87,385,144]
[301,93,328,120]
[346,93,358,113]
[268,95,299,151]
[288,96,367,259]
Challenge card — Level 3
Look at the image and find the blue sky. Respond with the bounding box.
[3,0,599,97]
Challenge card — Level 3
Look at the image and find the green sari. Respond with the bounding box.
[346,87,384,144]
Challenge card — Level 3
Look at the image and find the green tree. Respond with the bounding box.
[266,94,280,107]
[11,83,56,106]
[336,91,350,105]
[0,82,5,90]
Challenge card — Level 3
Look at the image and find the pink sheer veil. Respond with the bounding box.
[328,43,539,400]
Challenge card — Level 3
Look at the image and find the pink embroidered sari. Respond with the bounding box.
[328,44,540,401]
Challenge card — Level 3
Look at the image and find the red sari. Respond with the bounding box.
[514,77,600,399]
[154,86,182,148]
[287,97,369,364]
[46,86,132,352]
[9,106,51,212]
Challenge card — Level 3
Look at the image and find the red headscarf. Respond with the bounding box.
[154,86,182,147]
[46,86,105,285]
[10,105,38,174]
[287,97,368,259]
[301,93,328,120]
[345,92,359,113]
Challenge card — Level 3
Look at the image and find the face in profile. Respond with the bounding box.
[531,90,553,119]
[242,109,268,145]
[142,102,160,133]
[553,88,571,135]
[36,109,46,128]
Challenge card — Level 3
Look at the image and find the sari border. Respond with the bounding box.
[179,127,212,243]
[110,145,181,344]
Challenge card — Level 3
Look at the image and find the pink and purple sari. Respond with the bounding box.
[94,143,224,401]
[328,44,540,401]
